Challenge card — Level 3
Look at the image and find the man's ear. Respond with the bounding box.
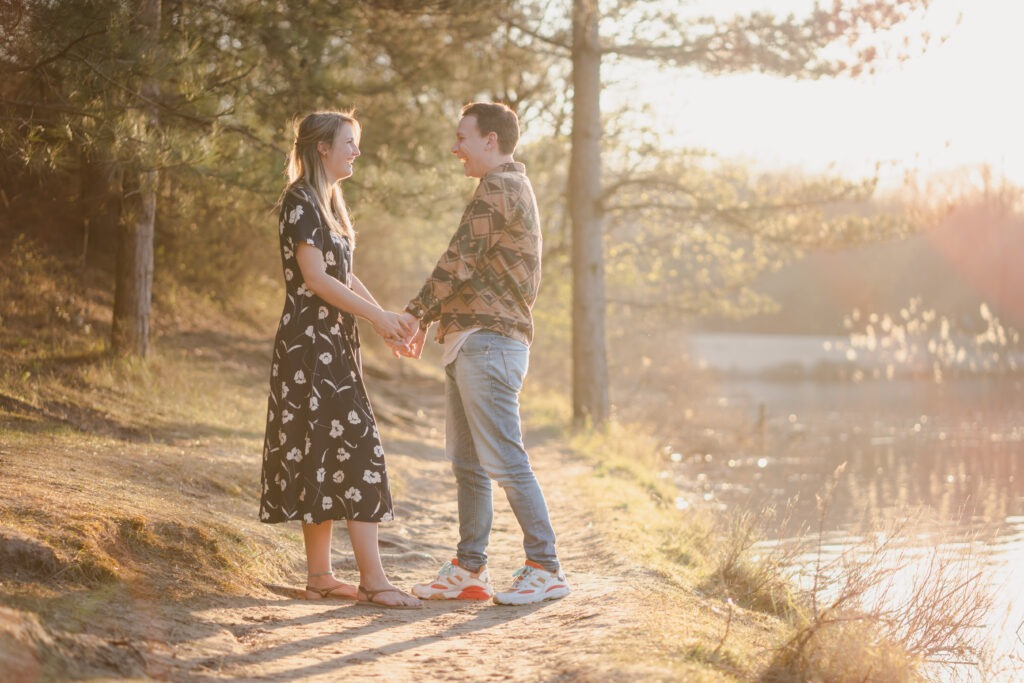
[486,131,499,150]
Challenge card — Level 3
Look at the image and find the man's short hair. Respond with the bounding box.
[461,102,520,155]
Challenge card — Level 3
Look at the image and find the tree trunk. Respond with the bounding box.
[112,166,156,356]
[569,0,610,427]
[111,0,160,357]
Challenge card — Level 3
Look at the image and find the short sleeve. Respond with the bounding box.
[281,187,324,251]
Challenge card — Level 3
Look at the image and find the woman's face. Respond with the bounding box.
[320,121,360,183]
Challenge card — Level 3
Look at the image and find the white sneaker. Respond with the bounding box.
[493,561,570,605]
[411,559,495,600]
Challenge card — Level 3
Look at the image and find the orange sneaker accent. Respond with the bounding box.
[455,585,493,600]
[412,559,495,601]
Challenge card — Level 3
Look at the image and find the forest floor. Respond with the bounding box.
[0,290,784,681]
[0,252,790,683]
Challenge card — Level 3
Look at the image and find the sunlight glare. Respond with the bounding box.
[609,0,1024,187]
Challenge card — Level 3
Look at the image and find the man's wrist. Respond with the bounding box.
[404,302,425,319]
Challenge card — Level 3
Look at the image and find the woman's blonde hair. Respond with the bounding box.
[280,110,359,244]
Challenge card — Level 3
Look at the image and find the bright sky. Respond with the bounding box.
[609,0,1024,189]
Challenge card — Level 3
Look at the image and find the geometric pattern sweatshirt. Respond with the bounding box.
[406,162,542,346]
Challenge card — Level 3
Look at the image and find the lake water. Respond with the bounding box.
[672,334,1024,679]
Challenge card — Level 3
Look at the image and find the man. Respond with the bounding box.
[396,102,570,605]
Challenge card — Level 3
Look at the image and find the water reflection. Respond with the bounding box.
[674,378,1024,533]
[668,376,1024,680]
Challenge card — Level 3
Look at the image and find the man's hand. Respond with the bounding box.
[390,327,425,359]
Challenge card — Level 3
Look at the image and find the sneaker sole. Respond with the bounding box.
[493,587,571,606]
[412,586,494,601]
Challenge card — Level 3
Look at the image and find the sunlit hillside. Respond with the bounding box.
[697,182,1024,335]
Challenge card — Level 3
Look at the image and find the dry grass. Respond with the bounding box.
[0,386,296,608]
[566,418,719,578]
[548,414,788,681]
[0,239,300,621]
[759,466,995,683]
[554,413,1001,683]
[703,505,802,618]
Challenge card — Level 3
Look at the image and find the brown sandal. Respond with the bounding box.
[357,585,423,610]
[304,583,358,600]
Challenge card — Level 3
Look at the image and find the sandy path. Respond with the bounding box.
[148,380,660,682]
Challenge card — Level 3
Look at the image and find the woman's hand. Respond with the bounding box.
[371,309,413,345]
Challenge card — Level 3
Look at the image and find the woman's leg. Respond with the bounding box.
[301,520,358,598]
[347,520,420,607]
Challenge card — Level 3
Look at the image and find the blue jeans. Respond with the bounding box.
[445,330,560,574]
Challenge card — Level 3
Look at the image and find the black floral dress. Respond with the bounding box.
[259,183,393,524]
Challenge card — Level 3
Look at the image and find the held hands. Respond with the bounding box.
[390,327,425,359]
[371,309,417,347]
[369,309,424,359]
[392,313,424,359]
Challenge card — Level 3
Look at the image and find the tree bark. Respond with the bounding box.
[569,0,610,427]
[111,0,160,357]
[112,166,156,356]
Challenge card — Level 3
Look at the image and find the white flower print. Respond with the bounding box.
[283,245,293,260]
[279,479,287,490]
[332,470,344,484]
[373,445,384,457]
[381,511,393,522]
[325,251,336,266]
[330,420,344,439]
[319,352,332,364]
[305,325,314,339]
[372,426,380,440]
[286,447,302,462]
[297,283,308,297]
[322,497,333,510]
[337,448,351,462]
[303,513,313,524]
[278,431,287,445]
[363,470,381,485]
[316,467,326,483]
[272,363,279,377]
[281,383,289,398]
[304,436,311,454]
[299,488,306,502]
[261,509,270,520]
[279,219,285,234]
[344,487,362,503]
[330,324,340,336]
[294,370,306,385]
[318,306,329,320]
[347,410,361,425]
[310,396,319,411]
[288,203,304,224]
[281,409,293,424]
[267,409,274,423]
[282,313,291,325]
[284,268,294,282]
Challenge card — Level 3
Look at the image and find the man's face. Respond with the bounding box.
[451,115,492,178]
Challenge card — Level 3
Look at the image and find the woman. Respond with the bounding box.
[259,111,420,609]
